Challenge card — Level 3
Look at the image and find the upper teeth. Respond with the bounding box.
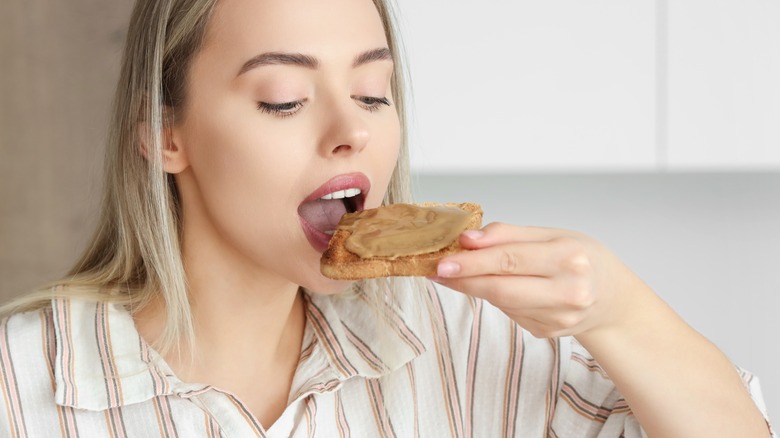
[320,188,362,200]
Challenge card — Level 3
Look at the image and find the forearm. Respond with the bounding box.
[576,279,769,438]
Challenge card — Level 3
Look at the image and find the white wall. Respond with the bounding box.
[414,172,780,425]
[396,0,780,172]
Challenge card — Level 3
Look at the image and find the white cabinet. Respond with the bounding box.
[666,0,780,171]
[398,0,657,173]
[397,0,780,173]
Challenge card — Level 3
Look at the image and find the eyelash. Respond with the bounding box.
[256,96,391,117]
[353,96,391,112]
[257,100,305,118]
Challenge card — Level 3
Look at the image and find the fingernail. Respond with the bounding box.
[437,261,461,278]
[463,230,484,240]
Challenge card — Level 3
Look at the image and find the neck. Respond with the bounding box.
[133,231,307,386]
[133,286,305,380]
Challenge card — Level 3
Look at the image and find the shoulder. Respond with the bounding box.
[0,303,54,349]
[0,293,87,355]
[0,304,57,427]
[0,302,56,374]
[0,285,97,343]
[0,293,103,385]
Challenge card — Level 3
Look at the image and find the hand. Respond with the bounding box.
[431,222,648,339]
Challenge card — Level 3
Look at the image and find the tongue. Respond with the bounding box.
[298,199,347,233]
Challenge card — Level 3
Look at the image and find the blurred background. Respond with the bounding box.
[2,0,778,424]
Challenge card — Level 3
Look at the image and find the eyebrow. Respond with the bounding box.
[237,47,392,76]
[352,47,392,68]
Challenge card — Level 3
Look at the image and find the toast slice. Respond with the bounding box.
[321,202,483,279]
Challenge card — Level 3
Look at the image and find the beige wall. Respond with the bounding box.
[0,1,134,303]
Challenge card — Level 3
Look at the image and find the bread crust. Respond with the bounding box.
[320,202,483,279]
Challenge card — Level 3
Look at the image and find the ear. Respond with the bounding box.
[162,125,190,174]
[137,115,190,174]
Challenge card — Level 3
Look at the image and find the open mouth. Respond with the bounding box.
[342,193,361,215]
[298,173,370,253]
[319,187,365,218]
[299,188,366,236]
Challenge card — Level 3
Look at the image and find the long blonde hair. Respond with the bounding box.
[0,0,422,360]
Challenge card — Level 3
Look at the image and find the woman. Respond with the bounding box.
[0,0,771,436]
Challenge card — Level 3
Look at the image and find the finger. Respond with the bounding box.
[438,240,563,279]
[458,222,562,250]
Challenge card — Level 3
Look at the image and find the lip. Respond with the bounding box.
[299,172,371,253]
[301,172,371,204]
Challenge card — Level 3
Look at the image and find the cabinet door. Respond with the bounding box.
[398,0,657,173]
[667,0,780,170]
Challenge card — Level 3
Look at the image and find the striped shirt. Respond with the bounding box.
[0,284,771,437]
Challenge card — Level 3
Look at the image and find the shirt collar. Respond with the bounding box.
[51,287,427,411]
[303,289,427,380]
[51,297,176,411]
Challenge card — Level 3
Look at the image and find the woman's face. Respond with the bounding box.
[172,0,400,293]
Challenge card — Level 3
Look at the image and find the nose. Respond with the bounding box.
[319,102,370,157]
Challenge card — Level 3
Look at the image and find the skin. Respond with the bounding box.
[135,0,770,434]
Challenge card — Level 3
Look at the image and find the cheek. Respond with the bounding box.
[188,130,271,204]
[180,105,305,243]
[184,101,292,195]
[370,112,402,205]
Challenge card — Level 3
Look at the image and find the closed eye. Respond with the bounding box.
[257,96,390,118]
[257,100,306,117]
[352,96,391,112]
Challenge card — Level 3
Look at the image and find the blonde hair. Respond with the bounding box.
[0,0,424,360]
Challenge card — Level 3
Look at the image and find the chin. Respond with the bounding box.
[287,238,353,295]
[301,275,356,296]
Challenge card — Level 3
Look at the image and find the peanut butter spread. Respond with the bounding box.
[338,204,471,259]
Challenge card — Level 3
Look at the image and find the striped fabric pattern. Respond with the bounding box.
[0,284,772,437]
